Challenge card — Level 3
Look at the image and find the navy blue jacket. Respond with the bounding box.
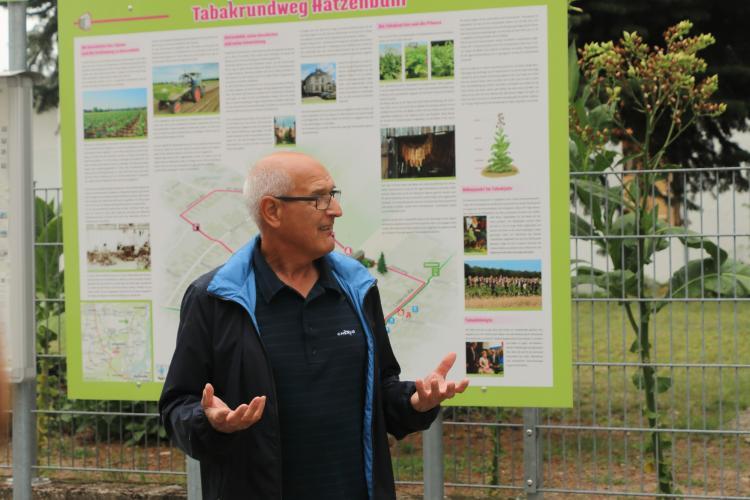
[159,236,438,499]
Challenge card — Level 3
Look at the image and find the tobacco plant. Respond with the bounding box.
[569,21,750,494]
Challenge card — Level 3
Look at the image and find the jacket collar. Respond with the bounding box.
[207,234,376,316]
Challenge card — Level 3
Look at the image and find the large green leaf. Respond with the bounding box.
[570,212,598,237]
[605,212,639,271]
[35,214,64,298]
[587,103,615,131]
[571,274,600,287]
[661,257,750,311]
[592,149,617,173]
[572,265,606,276]
[569,138,580,168]
[656,376,672,394]
[574,179,632,211]
[568,42,580,102]
[594,269,639,297]
[662,226,728,264]
[34,196,57,239]
[642,209,671,260]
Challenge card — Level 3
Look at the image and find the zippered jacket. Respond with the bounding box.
[159,236,439,499]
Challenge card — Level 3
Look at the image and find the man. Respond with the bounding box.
[159,152,468,499]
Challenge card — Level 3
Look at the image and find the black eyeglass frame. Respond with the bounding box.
[272,189,342,210]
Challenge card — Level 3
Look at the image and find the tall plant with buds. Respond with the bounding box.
[569,21,748,495]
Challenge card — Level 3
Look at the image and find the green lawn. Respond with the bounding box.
[562,300,750,430]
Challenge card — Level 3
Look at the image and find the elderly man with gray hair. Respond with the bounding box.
[159,152,468,500]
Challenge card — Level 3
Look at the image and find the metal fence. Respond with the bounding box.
[2,167,749,498]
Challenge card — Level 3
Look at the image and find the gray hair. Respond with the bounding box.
[242,160,294,227]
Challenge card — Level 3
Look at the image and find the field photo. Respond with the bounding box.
[430,40,454,79]
[152,63,220,115]
[464,215,487,254]
[464,259,542,310]
[405,41,428,80]
[274,115,296,146]
[466,341,504,376]
[86,223,151,272]
[301,63,337,104]
[379,43,402,81]
[82,88,147,140]
[380,125,455,179]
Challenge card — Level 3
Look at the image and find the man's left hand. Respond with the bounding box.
[410,352,469,412]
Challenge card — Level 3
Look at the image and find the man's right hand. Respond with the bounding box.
[201,383,266,433]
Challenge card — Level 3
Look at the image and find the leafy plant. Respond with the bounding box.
[35,195,66,444]
[487,127,514,174]
[569,21,749,495]
[430,41,454,78]
[405,43,428,79]
[379,48,401,81]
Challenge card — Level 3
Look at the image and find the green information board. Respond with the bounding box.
[59,0,571,406]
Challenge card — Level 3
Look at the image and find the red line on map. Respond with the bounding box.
[334,239,426,320]
[179,188,242,254]
[182,196,430,321]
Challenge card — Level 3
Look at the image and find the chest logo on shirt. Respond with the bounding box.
[336,329,356,337]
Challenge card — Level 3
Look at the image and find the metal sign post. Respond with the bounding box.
[422,409,444,499]
[5,1,37,499]
[4,70,36,500]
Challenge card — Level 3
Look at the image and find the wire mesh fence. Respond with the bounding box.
[2,167,749,498]
[392,166,750,498]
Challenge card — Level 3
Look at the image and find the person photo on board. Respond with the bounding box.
[159,151,469,499]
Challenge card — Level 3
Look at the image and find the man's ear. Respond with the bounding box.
[259,196,282,229]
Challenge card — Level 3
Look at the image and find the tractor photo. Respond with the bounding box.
[154,72,205,113]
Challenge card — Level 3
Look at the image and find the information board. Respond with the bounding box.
[59,0,571,406]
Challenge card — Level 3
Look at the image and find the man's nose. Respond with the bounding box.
[326,196,343,217]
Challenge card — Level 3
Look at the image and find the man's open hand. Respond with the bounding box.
[201,383,266,433]
[410,352,469,412]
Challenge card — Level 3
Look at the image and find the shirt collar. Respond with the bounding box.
[253,241,342,303]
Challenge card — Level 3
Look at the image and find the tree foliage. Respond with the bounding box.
[570,21,750,495]
[570,0,750,195]
[377,252,388,274]
[0,0,59,111]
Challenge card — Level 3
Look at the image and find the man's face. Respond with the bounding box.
[277,159,343,260]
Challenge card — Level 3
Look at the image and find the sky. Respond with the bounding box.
[301,63,336,80]
[82,88,147,111]
[1,6,43,72]
[274,115,295,128]
[152,63,219,83]
[379,43,401,56]
[1,8,9,71]
[465,259,542,273]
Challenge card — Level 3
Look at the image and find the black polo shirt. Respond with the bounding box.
[252,245,367,500]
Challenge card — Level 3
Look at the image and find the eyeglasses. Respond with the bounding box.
[273,189,342,210]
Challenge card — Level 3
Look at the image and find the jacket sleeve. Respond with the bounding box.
[365,286,439,439]
[158,280,239,460]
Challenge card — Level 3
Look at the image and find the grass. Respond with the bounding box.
[565,300,750,430]
[463,247,487,255]
[465,296,542,310]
